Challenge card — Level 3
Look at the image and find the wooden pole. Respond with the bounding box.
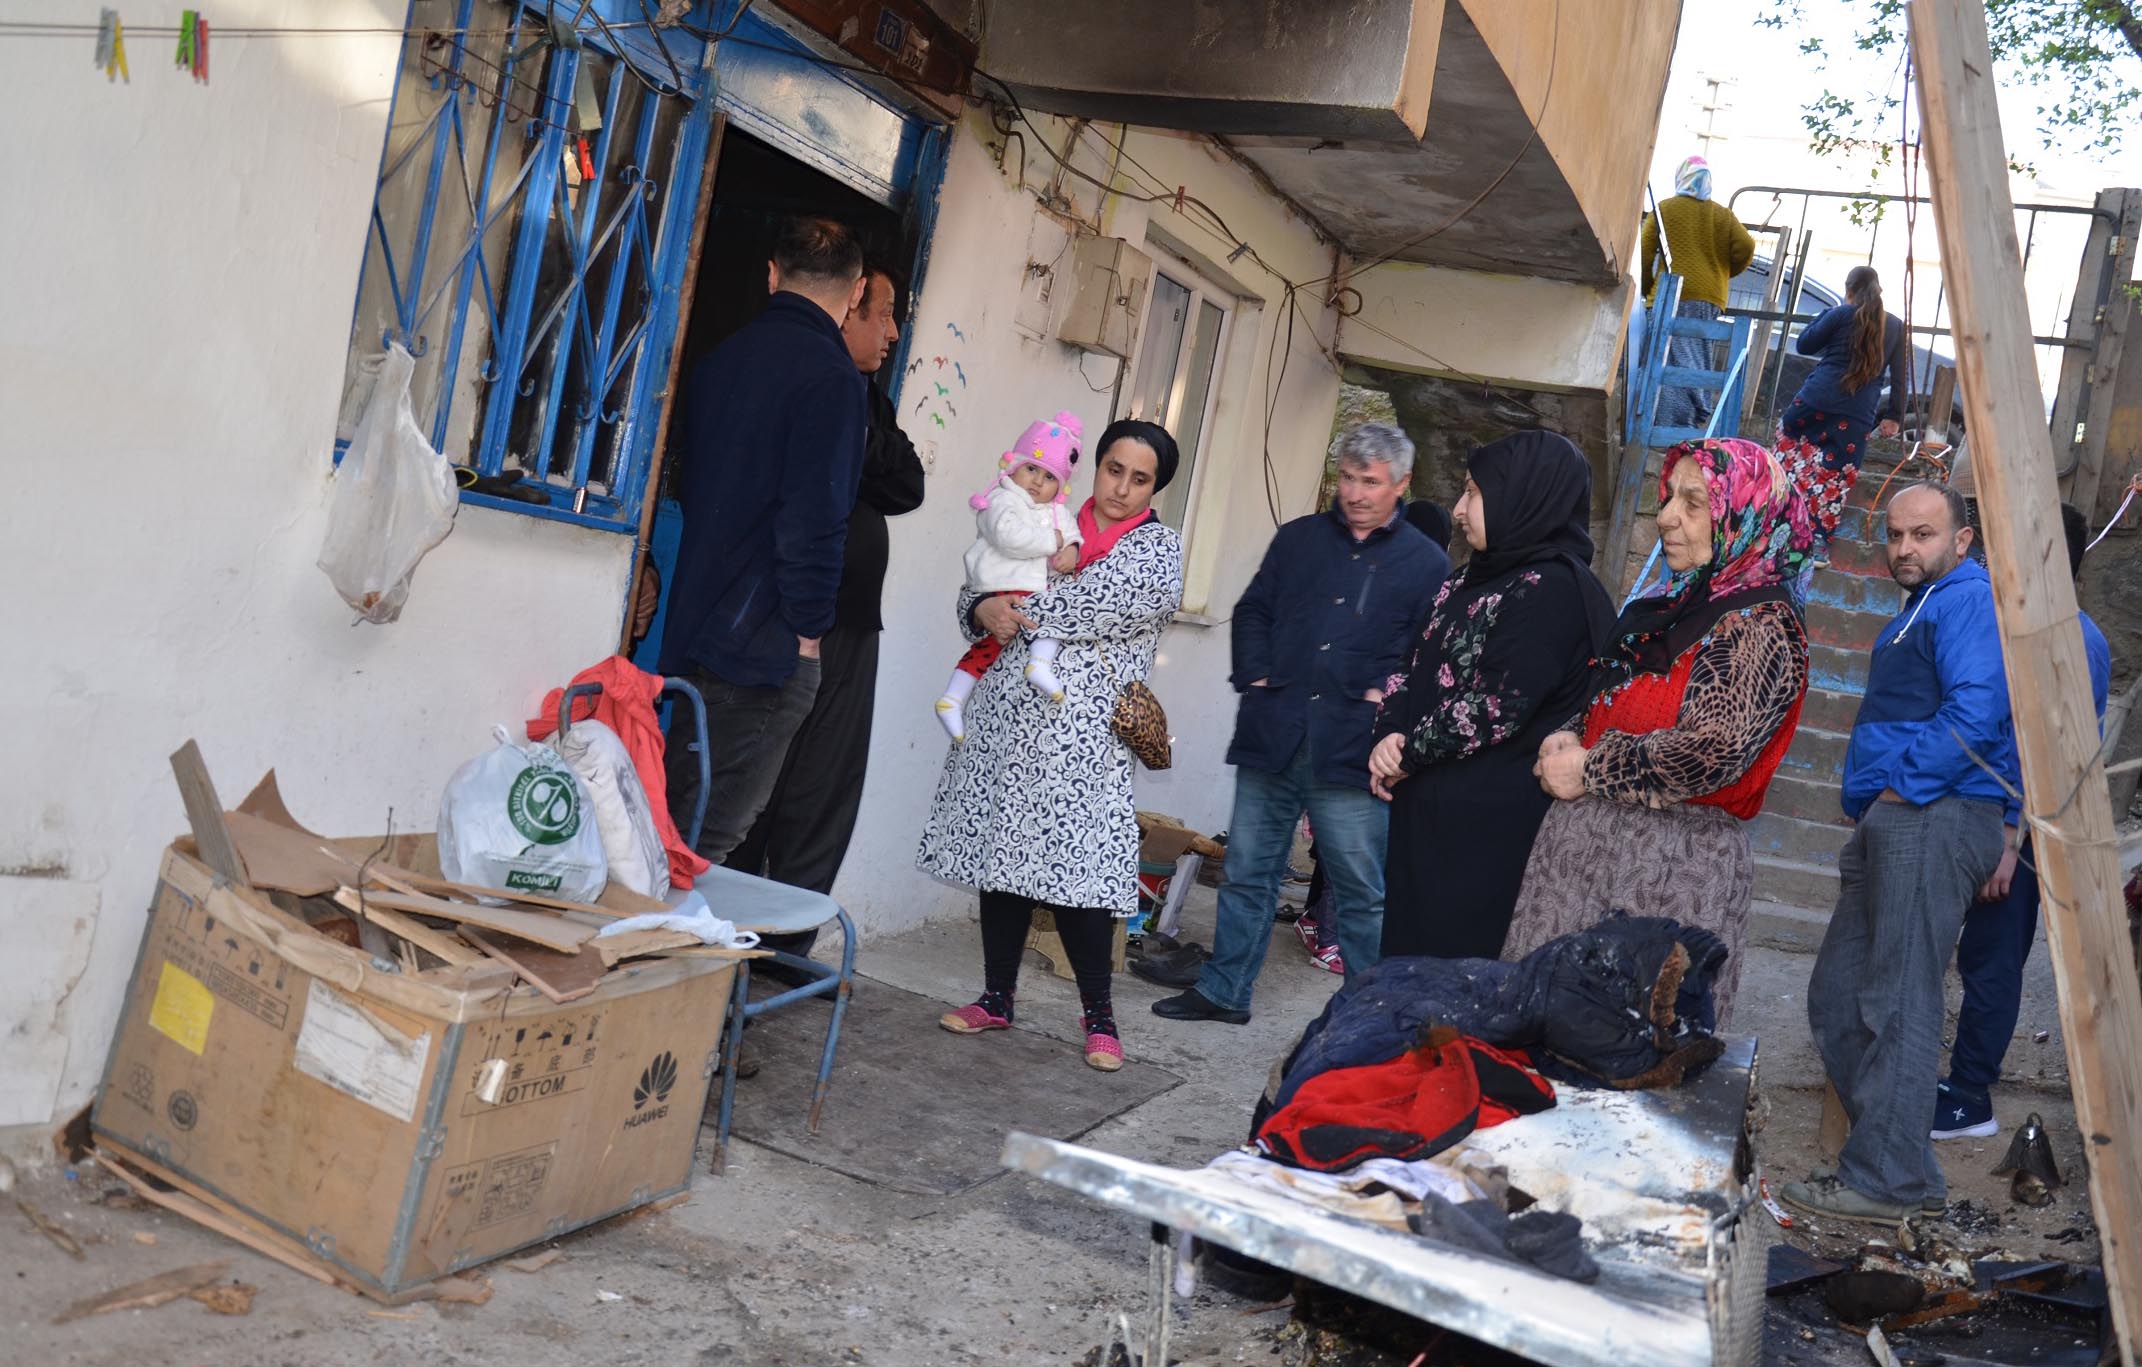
[1909,3,2142,1359]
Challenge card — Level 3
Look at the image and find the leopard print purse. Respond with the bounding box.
[1100,647,1172,770]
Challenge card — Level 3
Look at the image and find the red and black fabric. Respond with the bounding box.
[1254,1030,1554,1172]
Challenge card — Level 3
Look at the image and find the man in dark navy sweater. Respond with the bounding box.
[730,259,925,974]
[1154,424,1448,1025]
[661,217,869,866]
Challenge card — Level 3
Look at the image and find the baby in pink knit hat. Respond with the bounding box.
[935,411,1084,741]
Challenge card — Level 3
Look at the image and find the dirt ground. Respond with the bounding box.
[0,885,2103,1367]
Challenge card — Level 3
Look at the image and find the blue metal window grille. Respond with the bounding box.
[340,0,718,532]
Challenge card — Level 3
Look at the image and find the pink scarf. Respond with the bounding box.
[1073,497,1155,570]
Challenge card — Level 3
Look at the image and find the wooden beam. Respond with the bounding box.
[169,740,247,886]
[1909,3,2142,1359]
[621,110,727,657]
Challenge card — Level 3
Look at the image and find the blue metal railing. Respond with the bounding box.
[1615,273,1755,605]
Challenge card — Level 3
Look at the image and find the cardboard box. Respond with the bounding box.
[91,842,735,1300]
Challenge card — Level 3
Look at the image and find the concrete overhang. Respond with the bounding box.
[982,0,1443,144]
[983,0,1680,289]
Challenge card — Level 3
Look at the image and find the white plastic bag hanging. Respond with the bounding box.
[438,727,610,903]
[318,343,458,623]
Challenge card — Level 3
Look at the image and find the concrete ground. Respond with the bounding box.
[1,885,2101,1366]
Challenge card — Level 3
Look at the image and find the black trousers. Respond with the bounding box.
[730,624,880,963]
[664,656,821,870]
[979,890,1115,1018]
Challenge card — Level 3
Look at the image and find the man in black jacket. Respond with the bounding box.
[1154,424,1449,1024]
[661,217,868,866]
[731,260,925,964]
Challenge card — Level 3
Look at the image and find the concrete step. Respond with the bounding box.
[1746,808,1850,865]
[1826,533,1894,578]
[1808,643,1871,694]
[1752,854,1840,914]
[1804,568,1902,618]
[1750,898,1831,953]
[1801,686,1866,734]
[1833,504,1887,543]
[1775,723,1849,785]
[1761,772,1851,825]
[1804,600,1894,654]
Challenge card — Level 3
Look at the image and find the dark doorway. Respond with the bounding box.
[631,126,912,668]
[674,128,909,378]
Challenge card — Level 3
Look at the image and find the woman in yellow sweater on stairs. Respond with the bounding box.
[1641,156,1756,430]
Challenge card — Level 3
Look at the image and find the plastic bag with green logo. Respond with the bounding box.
[437,726,609,903]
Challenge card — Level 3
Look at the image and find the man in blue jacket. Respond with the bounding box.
[661,217,868,866]
[1933,502,2113,1141]
[1153,424,1448,1024]
[1786,482,2012,1226]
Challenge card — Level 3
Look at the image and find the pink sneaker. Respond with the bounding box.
[1294,916,1320,956]
[939,1000,1011,1034]
[1310,940,1344,976]
[1084,1032,1124,1072]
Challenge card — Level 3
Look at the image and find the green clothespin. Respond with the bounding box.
[176,10,196,71]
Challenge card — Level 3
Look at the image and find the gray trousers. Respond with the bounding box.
[1808,796,2004,1204]
[664,657,822,867]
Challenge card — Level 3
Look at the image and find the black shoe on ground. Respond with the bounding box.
[1150,988,1250,1024]
[1129,943,1209,988]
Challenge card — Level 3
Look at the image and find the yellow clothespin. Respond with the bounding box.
[96,9,130,83]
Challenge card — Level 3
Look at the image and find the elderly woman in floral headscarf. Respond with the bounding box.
[1502,438,1817,1025]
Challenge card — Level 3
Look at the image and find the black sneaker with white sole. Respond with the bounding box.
[1931,1079,1998,1140]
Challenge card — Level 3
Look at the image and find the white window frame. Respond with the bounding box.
[1118,248,1236,543]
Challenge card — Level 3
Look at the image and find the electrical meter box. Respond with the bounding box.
[1057,236,1153,359]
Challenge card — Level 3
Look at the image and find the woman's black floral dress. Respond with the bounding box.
[1372,559,1603,958]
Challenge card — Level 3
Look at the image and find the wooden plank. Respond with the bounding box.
[1909,4,2142,1359]
[384,869,628,919]
[353,889,596,954]
[169,740,247,885]
[96,1146,340,1290]
[330,888,483,968]
[592,927,709,967]
[1924,364,1958,445]
[459,928,607,1004]
[2073,189,2140,515]
[53,1260,231,1324]
[621,109,727,656]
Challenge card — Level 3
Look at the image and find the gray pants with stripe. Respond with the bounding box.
[1807,796,2004,1204]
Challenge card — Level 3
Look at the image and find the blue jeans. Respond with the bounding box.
[1948,837,2036,1096]
[1194,743,1389,1012]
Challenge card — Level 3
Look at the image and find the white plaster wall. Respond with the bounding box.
[2,1,636,1147]
[831,116,1347,936]
[1339,260,1633,394]
[1,18,1346,1142]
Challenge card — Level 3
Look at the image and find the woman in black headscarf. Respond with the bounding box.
[1367,431,1616,959]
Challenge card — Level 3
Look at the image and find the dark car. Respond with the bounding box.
[1727,255,1963,432]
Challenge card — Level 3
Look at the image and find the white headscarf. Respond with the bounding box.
[1674,155,1714,201]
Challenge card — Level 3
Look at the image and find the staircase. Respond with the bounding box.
[1747,450,1911,942]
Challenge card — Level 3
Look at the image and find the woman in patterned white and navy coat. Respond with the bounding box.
[918,420,1185,1073]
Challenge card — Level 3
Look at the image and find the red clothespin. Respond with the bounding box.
[195,16,209,83]
[575,136,595,183]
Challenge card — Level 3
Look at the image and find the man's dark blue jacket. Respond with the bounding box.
[660,292,867,688]
[1228,505,1449,789]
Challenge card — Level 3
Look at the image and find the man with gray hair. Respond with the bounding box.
[1154,423,1448,1024]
